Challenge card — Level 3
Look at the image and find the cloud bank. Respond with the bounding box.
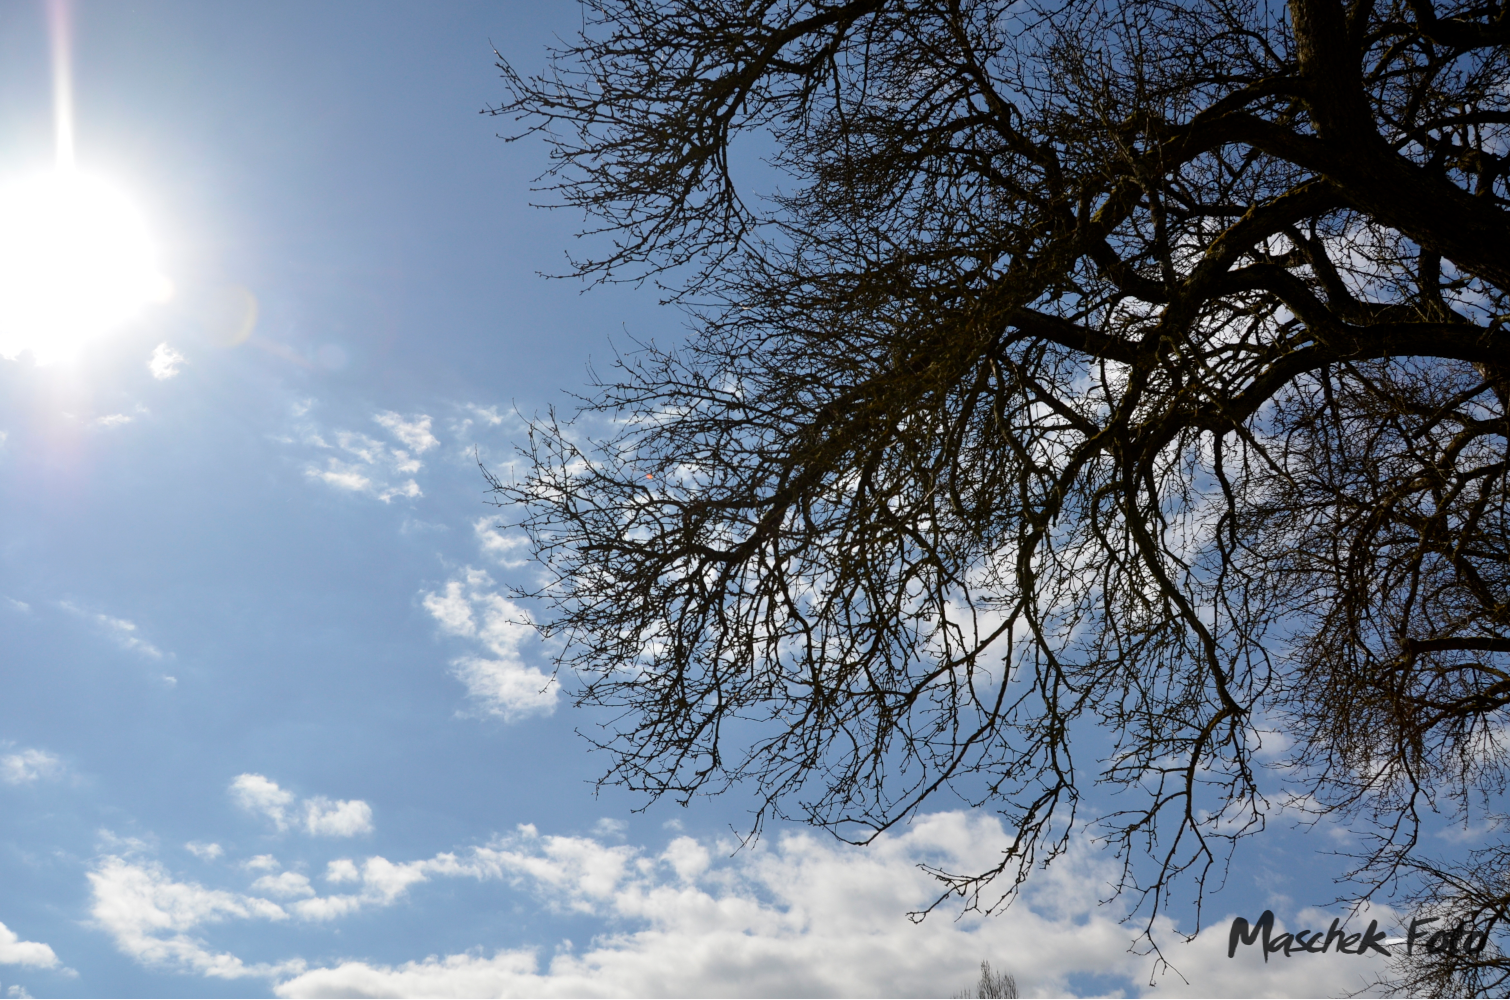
[84,806,1396,998]
[270,813,1394,999]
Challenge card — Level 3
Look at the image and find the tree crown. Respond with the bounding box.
[489,0,1510,982]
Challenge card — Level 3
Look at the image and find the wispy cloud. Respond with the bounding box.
[147,344,185,380]
[464,404,506,427]
[250,872,315,900]
[305,460,373,494]
[229,775,373,838]
[58,603,165,659]
[420,568,557,721]
[448,403,513,447]
[96,615,162,657]
[294,407,436,503]
[473,517,530,568]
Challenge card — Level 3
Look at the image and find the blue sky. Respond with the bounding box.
[0,3,1455,997]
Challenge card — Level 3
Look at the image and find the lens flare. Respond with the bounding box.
[0,171,171,364]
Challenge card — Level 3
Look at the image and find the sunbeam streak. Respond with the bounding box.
[0,0,170,364]
[48,0,74,171]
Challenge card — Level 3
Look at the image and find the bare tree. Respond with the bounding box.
[487,0,1510,983]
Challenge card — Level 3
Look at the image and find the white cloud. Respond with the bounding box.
[324,859,360,884]
[421,579,476,635]
[374,412,438,453]
[278,951,538,998]
[421,569,558,721]
[184,842,223,861]
[91,413,132,428]
[660,835,708,882]
[289,856,434,922]
[147,343,185,380]
[3,598,29,613]
[86,857,296,979]
[0,922,58,969]
[229,775,373,838]
[242,855,280,873]
[0,748,61,785]
[302,797,374,838]
[229,774,295,830]
[450,657,558,724]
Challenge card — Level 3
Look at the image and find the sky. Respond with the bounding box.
[0,2,1471,997]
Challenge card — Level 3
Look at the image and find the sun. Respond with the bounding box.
[0,170,170,365]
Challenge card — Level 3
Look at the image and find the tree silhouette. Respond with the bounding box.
[488,0,1510,982]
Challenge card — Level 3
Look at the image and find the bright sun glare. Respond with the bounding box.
[0,170,170,365]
